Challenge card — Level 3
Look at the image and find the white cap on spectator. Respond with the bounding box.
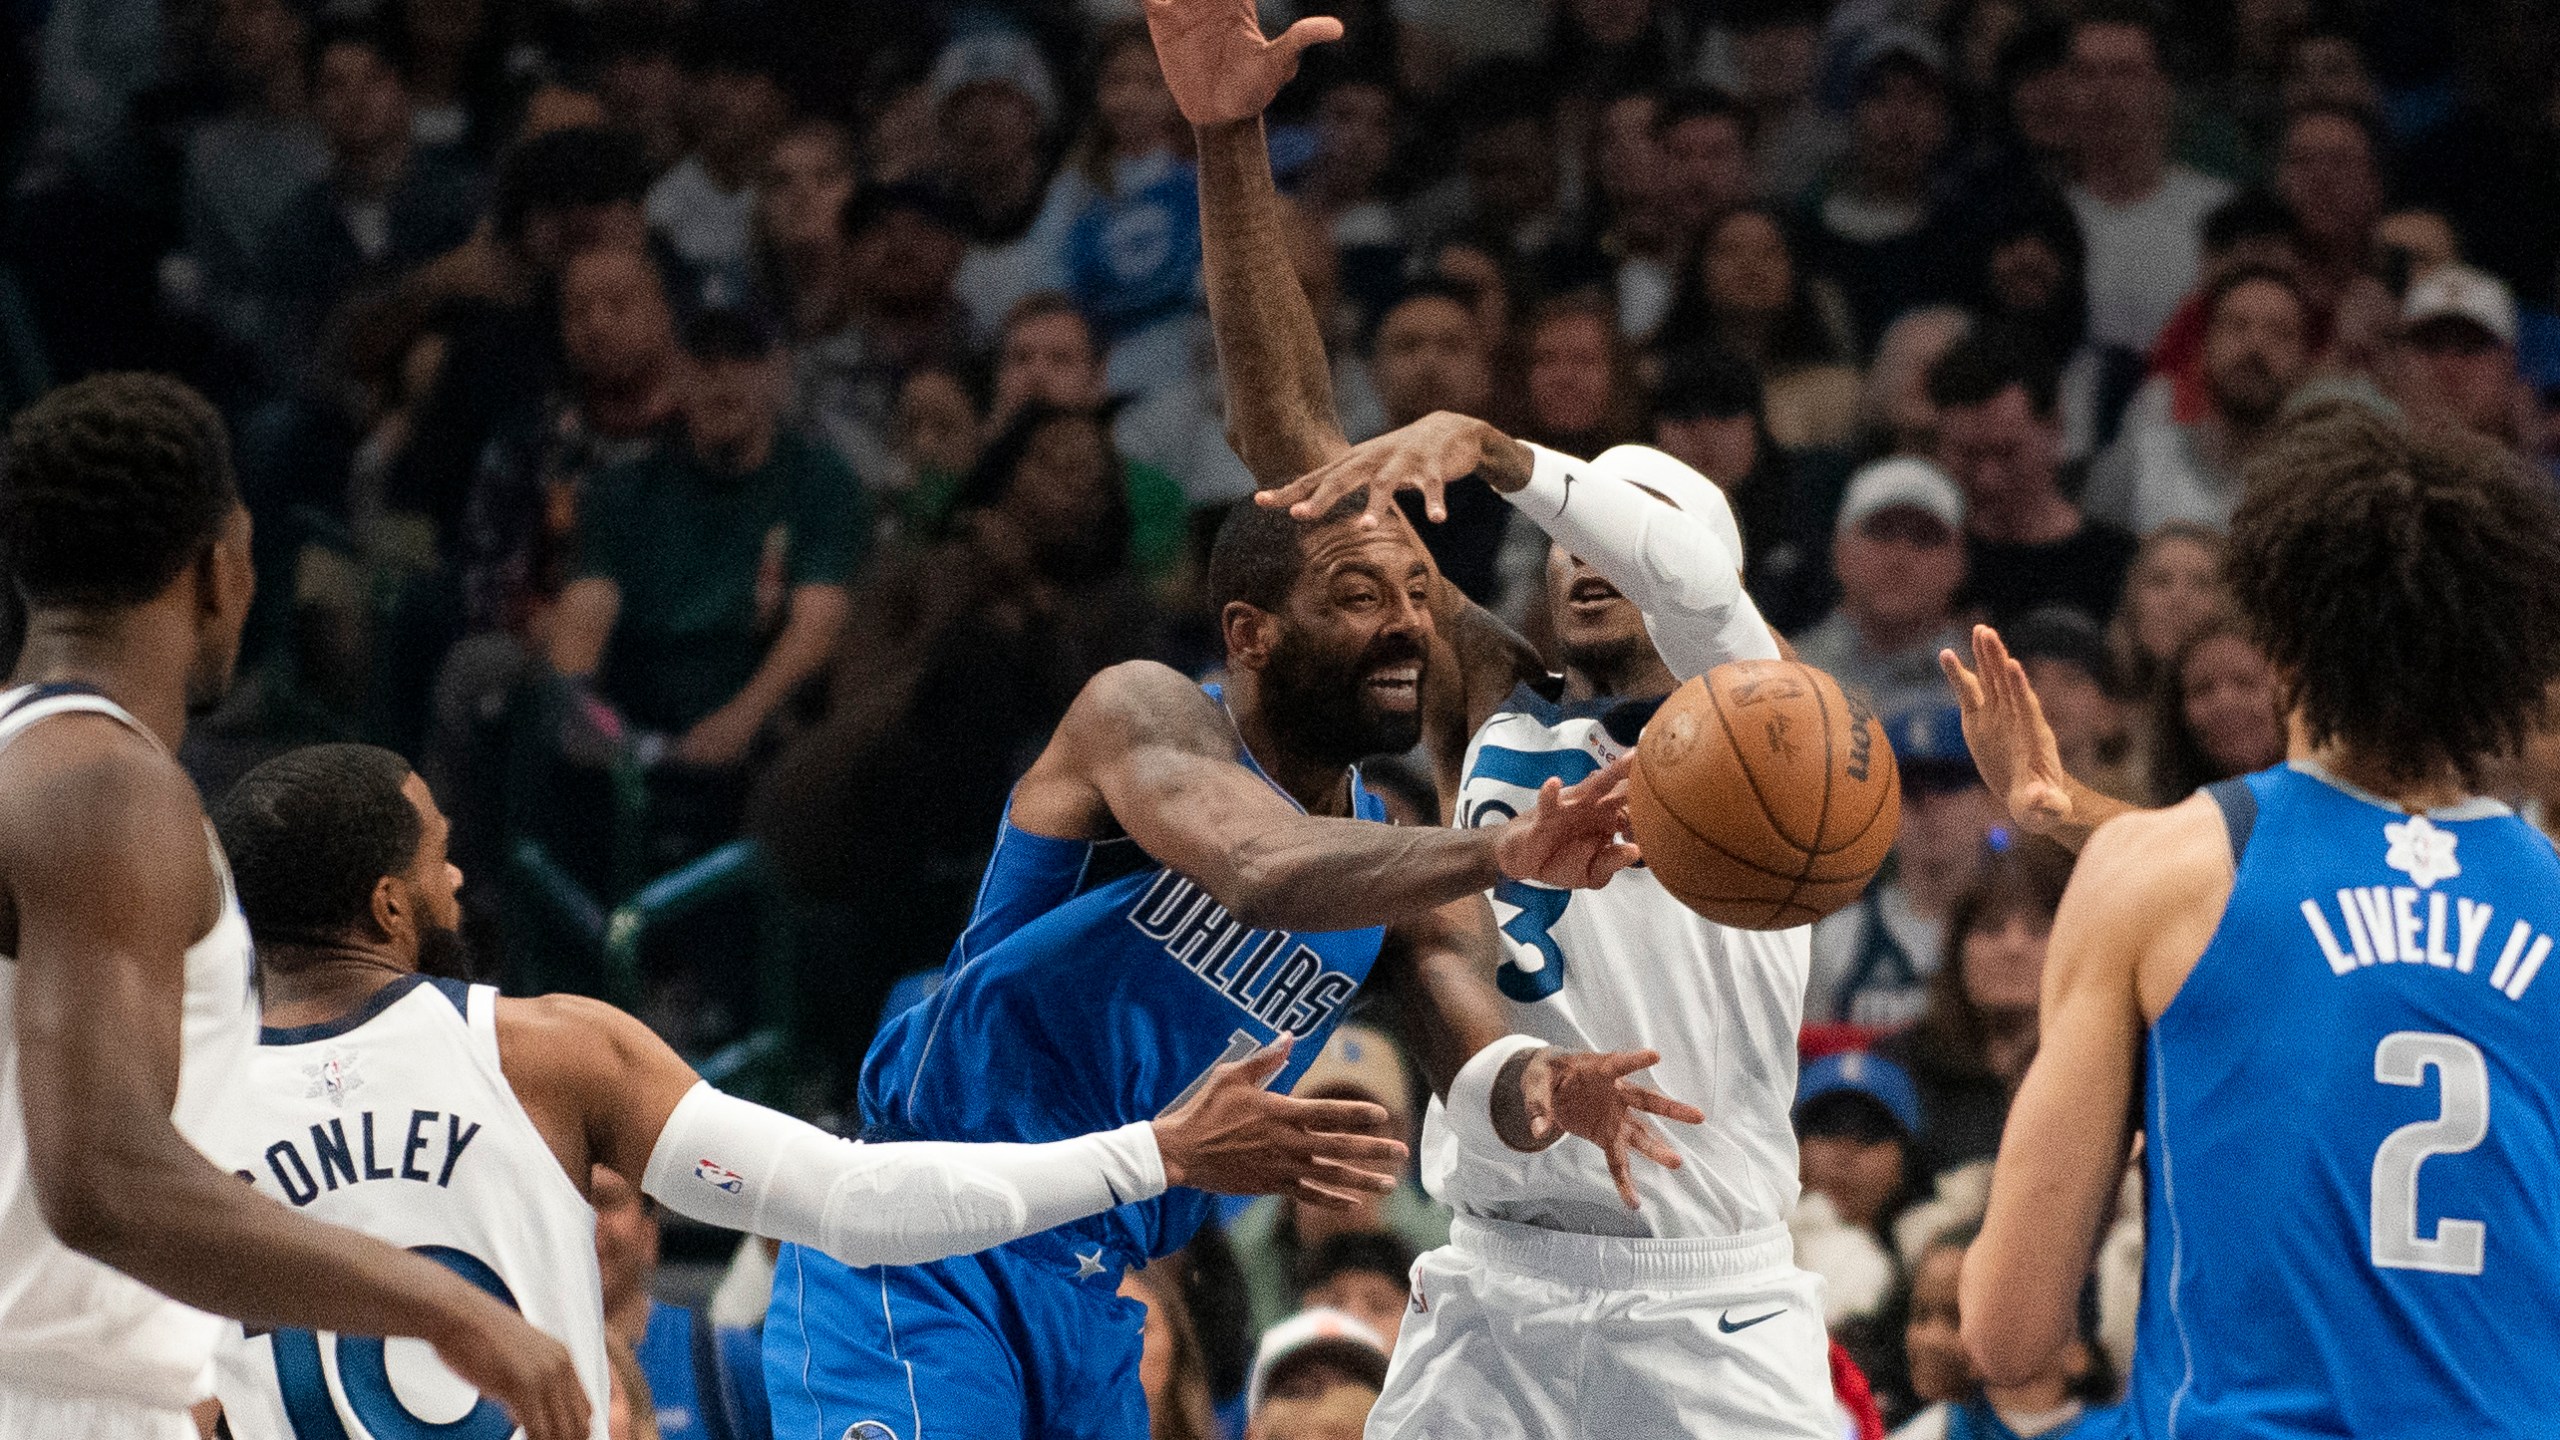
[1248,1307,1391,1412]
[2401,264,2517,346]
[930,30,1060,133]
[1836,457,1964,533]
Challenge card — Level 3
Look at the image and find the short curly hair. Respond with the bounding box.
[2228,402,2560,787]
[1,374,239,608]
[212,744,422,949]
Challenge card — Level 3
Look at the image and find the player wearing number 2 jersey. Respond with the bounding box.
[1956,403,2560,1439]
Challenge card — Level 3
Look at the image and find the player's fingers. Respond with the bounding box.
[1273,15,1347,59]
[1227,1032,1294,1086]
[1593,1049,1664,1078]
[1605,1134,1640,1209]
[1300,1132,1409,1171]
[1417,472,1449,524]
[1620,1083,1705,1126]
[1280,1096,1391,1134]
[1587,840,1641,886]
[1301,1154,1402,1193]
[1938,648,1982,709]
[1292,1177,1376,1210]
[1625,1118,1685,1172]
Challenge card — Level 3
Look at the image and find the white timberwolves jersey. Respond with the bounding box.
[0,685,258,1411]
[207,977,611,1440]
[1425,688,1810,1238]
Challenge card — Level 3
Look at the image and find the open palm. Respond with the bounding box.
[1145,0,1343,127]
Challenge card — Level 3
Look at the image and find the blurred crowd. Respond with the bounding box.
[9,0,2560,1434]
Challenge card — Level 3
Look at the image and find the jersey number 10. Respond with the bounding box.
[2370,1031,2488,1276]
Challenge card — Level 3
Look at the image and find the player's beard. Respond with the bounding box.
[416,921,477,982]
[1560,626,1659,696]
[1261,624,1427,769]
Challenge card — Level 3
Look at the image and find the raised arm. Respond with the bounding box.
[3,731,587,1440]
[1962,797,2224,1383]
[503,992,1409,1267]
[1017,661,1635,932]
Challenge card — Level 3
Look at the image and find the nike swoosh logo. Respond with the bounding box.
[1718,1308,1783,1334]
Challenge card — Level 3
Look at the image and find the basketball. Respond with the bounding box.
[1629,660,1901,930]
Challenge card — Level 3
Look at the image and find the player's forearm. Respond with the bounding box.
[641,1083,1165,1267]
[726,587,848,724]
[1220,814,1504,932]
[1503,442,1780,674]
[1195,118,1348,484]
[2036,784,2138,855]
[51,1135,504,1342]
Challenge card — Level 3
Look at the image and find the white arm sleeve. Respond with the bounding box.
[640,1083,1166,1267]
[1436,1033,1552,1157]
[1505,442,1783,678]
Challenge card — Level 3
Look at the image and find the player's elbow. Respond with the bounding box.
[33,1145,164,1266]
[1960,1301,2063,1390]
[1214,858,1296,933]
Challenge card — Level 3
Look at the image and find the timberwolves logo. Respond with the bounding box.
[843,1425,901,1440]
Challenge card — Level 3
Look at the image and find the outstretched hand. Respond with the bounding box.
[1491,752,1642,890]
[1145,0,1342,128]
[1153,1034,1410,1209]
[1256,411,1521,528]
[1518,1048,1704,1210]
[1939,623,2078,838]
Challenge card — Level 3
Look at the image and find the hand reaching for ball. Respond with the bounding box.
[1490,752,1642,891]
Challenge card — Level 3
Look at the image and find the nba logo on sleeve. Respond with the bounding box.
[693,1158,746,1195]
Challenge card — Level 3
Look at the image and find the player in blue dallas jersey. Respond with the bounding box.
[764,430,1700,1434]
[1942,403,2560,1439]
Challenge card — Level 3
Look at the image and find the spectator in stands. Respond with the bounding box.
[1791,1051,1922,1335]
[1929,332,2138,625]
[1245,1311,1391,1440]
[1298,1233,1419,1353]
[873,366,981,537]
[1967,185,2127,465]
[2063,10,2235,353]
[1653,87,1757,260]
[595,14,685,174]
[2085,266,2310,533]
[1410,64,1577,294]
[1728,0,1844,202]
[1298,74,1403,272]
[753,118,860,340]
[258,18,483,377]
[1952,19,2076,201]
[1860,308,1970,460]
[1895,1226,2122,1440]
[1881,839,2073,1182]
[551,307,863,772]
[171,0,328,384]
[2105,520,2227,700]
[1578,87,1676,339]
[2274,106,2387,320]
[1658,206,1862,451]
[1124,1263,1221,1440]
[789,183,971,500]
[1228,1023,1446,1337]
[1060,21,1203,397]
[933,30,1071,342]
[593,1166,768,1440]
[1363,280,1509,600]
[1647,349,1828,632]
[1803,28,1963,354]
[2136,188,2302,424]
[2388,264,2535,451]
[2137,612,2284,807]
[458,244,683,639]
[1807,707,2000,1028]
[982,293,1189,587]
[646,25,791,294]
[1546,0,1687,100]
[2004,607,2133,801]
[1517,294,1645,455]
[1791,457,1969,722]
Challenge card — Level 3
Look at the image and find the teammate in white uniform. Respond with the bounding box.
[1151,10,1836,1429]
[200,743,1414,1439]
[0,376,587,1440]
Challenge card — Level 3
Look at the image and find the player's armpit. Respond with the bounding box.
[493,992,701,1193]
[1962,801,2223,1384]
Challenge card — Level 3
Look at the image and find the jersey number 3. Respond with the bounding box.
[2370,1031,2489,1276]
[271,1245,523,1440]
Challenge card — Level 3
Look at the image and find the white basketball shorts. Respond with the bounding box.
[0,1385,197,1440]
[1366,1217,1836,1440]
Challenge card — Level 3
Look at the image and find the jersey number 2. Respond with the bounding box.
[271,1244,523,1440]
[2370,1031,2489,1276]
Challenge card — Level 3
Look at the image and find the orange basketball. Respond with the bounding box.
[1629,660,1901,930]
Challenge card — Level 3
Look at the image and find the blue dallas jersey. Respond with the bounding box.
[858,691,1390,1263]
[2133,762,2560,1439]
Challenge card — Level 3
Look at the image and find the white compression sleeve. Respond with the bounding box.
[640,1083,1166,1267]
[1507,442,1783,678]
[1438,1033,1551,1157]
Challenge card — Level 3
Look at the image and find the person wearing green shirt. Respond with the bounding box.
[550,307,866,769]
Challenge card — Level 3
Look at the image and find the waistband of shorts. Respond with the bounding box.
[1448,1215,1796,1288]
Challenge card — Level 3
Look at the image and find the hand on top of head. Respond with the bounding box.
[1144,0,1343,128]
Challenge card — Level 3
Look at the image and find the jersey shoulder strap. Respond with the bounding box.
[2201,776,2259,864]
[0,682,164,755]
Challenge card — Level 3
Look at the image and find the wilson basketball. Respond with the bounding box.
[1629,660,1901,930]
